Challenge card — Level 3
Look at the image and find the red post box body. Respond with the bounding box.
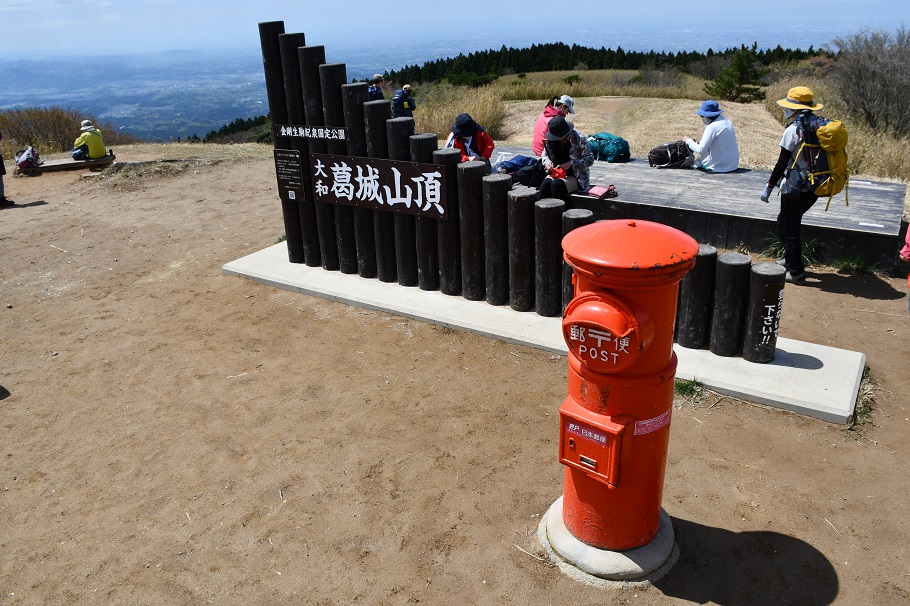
[559,220,698,551]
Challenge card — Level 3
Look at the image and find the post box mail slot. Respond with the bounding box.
[558,396,630,487]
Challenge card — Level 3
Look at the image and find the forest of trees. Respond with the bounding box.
[386,42,819,86]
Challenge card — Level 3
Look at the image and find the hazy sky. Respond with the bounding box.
[0,0,906,59]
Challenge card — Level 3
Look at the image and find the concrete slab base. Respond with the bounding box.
[537,497,679,587]
[223,243,866,423]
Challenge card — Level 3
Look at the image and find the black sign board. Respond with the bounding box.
[309,153,448,220]
[273,149,304,201]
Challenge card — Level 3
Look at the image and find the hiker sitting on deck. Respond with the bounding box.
[444,113,494,171]
[685,100,739,173]
[532,94,574,157]
[72,120,106,160]
[539,115,594,203]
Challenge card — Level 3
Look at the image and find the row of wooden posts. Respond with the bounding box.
[258,22,786,363]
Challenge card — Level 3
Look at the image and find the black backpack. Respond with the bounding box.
[648,140,693,169]
[512,158,546,187]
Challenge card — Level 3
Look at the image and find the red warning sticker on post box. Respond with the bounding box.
[633,410,671,435]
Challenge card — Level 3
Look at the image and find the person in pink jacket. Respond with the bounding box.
[532,94,574,156]
[901,228,910,312]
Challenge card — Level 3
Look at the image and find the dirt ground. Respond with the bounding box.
[2,100,910,605]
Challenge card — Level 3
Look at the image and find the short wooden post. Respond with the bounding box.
[535,198,566,317]
[676,243,718,349]
[340,82,376,278]
[459,161,488,301]
[561,208,595,313]
[387,117,418,287]
[320,63,357,274]
[508,187,538,312]
[742,262,787,363]
[434,148,462,296]
[364,99,396,283]
[483,173,513,306]
[411,134,440,291]
[709,252,752,357]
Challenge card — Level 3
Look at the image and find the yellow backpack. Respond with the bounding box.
[789,117,849,211]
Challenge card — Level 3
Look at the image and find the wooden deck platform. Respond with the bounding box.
[29,153,116,175]
[497,147,908,268]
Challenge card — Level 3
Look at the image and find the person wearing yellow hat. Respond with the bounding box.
[760,86,825,284]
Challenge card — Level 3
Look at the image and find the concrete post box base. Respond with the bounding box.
[538,497,679,587]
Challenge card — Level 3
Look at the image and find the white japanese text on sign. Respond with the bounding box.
[310,153,448,220]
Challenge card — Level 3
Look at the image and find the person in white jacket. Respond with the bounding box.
[685,100,739,173]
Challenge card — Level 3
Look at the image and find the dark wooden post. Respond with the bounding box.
[387,117,418,287]
[260,22,304,263]
[364,100,396,283]
[459,161,488,301]
[742,262,786,363]
[298,45,338,271]
[508,187,538,312]
[320,63,357,275]
[561,209,595,313]
[709,252,752,357]
[434,148,462,296]
[281,35,322,267]
[535,198,566,317]
[483,173,513,306]
[675,243,717,349]
[340,82,376,278]
[410,133,440,291]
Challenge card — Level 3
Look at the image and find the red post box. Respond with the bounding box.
[544,220,698,571]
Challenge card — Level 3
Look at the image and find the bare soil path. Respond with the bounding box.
[1,99,909,604]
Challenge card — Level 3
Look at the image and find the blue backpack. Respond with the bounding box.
[367,85,383,101]
[587,132,631,163]
[499,154,539,173]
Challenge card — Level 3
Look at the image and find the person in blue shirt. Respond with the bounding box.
[367,74,384,101]
[685,100,739,173]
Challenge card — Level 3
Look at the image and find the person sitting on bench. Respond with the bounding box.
[72,120,106,160]
[539,115,594,202]
[684,100,739,173]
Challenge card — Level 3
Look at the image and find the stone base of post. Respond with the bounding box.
[538,497,678,587]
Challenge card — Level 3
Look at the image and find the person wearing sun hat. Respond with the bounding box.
[760,86,826,284]
[538,114,594,202]
[444,113,495,170]
[72,119,106,160]
[684,99,739,173]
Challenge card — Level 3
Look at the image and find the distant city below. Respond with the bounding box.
[0,26,858,141]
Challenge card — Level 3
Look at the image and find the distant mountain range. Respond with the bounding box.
[0,27,849,141]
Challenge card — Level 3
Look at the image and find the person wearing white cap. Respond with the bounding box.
[684,100,739,173]
[760,86,826,284]
[367,74,384,101]
[72,119,106,160]
[391,84,416,118]
[532,94,575,156]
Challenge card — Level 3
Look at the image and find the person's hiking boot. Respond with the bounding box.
[785,271,806,284]
[0,197,15,207]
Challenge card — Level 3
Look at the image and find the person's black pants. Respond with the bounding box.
[777,192,818,275]
[72,144,89,160]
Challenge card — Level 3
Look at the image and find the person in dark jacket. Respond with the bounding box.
[367,74,384,101]
[760,86,824,284]
[391,84,416,118]
[0,129,12,207]
[444,113,494,171]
